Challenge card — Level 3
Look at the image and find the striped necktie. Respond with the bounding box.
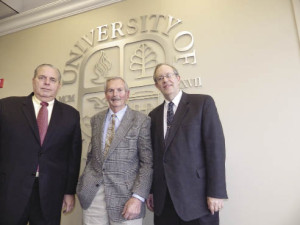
[166,101,174,139]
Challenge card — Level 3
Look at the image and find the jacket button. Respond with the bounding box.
[96,184,100,187]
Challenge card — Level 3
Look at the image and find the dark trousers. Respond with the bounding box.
[19,178,60,225]
[154,190,219,225]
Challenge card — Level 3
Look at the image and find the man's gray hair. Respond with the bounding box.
[152,63,179,83]
[33,64,62,82]
[104,77,129,92]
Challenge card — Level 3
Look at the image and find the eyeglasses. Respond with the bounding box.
[155,73,176,82]
[37,75,58,84]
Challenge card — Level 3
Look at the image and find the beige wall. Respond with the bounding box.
[1,0,300,224]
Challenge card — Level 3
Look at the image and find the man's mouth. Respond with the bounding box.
[163,84,172,89]
[41,88,51,91]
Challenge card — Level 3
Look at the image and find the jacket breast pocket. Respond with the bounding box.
[125,128,139,140]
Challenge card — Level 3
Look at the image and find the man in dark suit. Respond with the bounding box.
[0,64,82,225]
[146,63,228,225]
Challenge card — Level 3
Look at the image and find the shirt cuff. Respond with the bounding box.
[132,194,145,202]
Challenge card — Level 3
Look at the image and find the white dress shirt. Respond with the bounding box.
[163,90,182,138]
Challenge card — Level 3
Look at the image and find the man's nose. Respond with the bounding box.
[162,75,170,82]
[44,78,51,84]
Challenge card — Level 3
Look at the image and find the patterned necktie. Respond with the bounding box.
[104,114,116,156]
[37,102,49,145]
[166,102,174,139]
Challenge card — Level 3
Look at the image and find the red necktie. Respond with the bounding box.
[36,102,48,176]
[37,102,48,145]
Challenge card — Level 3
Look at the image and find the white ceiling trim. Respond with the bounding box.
[0,0,123,36]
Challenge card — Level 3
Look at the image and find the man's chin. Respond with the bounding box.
[162,89,173,95]
[39,94,54,100]
[41,94,52,98]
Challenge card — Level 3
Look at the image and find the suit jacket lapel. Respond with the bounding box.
[165,92,190,150]
[43,99,61,147]
[94,110,107,161]
[104,107,134,159]
[22,94,40,144]
[155,103,166,150]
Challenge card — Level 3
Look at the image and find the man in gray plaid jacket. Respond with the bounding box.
[77,77,153,225]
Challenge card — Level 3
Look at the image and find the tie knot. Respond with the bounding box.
[168,102,174,108]
[111,114,116,124]
[40,102,48,107]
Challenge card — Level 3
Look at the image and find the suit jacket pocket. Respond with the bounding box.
[125,179,135,192]
[196,168,206,179]
[125,127,139,140]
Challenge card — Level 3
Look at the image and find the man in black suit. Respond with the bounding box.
[146,63,228,225]
[0,64,82,225]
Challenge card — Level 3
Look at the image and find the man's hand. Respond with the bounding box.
[62,194,75,214]
[207,197,224,215]
[122,197,142,220]
[146,194,154,212]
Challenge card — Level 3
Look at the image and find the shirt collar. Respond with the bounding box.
[108,105,128,121]
[32,95,55,106]
[164,90,182,107]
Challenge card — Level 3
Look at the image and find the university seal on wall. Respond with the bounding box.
[59,14,201,157]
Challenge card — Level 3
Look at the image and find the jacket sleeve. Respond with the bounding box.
[131,116,153,199]
[65,110,82,194]
[202,96,228,199]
